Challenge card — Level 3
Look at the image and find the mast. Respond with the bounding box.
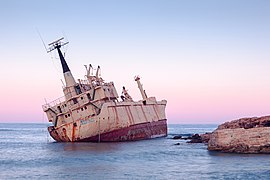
[47,38,76,87]
[135,76,147,100]
[56,45,70,73]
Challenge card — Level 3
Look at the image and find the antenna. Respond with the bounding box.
[47,37,69,53]
[48,37,64,46]
[36,28,48,52]
[61,31,69,57]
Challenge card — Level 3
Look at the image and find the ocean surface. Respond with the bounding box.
[0,123,270,180]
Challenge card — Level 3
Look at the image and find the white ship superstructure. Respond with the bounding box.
[42,38,167,142]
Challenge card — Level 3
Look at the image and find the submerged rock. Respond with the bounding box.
[172,134,193,140]
[172,135,182,140]
[208,116,270,153]
[172,133,212,143]
[187,134,202,143]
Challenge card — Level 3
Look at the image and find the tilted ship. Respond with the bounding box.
[42,38,167,142]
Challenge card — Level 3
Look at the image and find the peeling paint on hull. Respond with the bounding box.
[48,119,167,142]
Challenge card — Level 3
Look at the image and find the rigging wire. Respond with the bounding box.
[36,28,48,52]
[50,51,62,74]
[62,31,69,57]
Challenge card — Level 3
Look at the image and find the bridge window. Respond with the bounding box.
[87,93,91,100]
[75,85,82,95]
[73,98,78,104]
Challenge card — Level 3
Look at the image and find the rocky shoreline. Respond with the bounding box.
[207,116,270,153]
[173,115,270,153]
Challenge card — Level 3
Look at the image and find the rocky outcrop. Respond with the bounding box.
[217,116,270,130]
[208,116,270,153]
[172,133,211,143]
[187,134,202,143]
[187,133,211,143]
[200,133,211,143]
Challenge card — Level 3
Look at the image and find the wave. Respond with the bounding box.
[0,129,15,132]
[168,133,194,137]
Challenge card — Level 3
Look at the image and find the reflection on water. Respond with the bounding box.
[61,142,121,152]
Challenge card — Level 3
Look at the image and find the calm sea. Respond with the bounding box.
[0,123,270,179]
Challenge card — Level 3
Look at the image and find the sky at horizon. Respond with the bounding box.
[0,0,270,124]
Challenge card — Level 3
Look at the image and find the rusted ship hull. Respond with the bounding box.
[48,119,167,142]
[42,38,168,143]
[46,97,167,142]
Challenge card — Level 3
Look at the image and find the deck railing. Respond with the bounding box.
[42,96,66,110]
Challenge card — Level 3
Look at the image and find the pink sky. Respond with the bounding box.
[0,1,270,124]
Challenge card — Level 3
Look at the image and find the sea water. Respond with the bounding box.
[0,123,270,179]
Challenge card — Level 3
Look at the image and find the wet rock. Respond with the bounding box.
[208,115,270,153]
[187,134,202,143]
[200,133,211,143]
[172,135,182,140]
[172,133,211,143]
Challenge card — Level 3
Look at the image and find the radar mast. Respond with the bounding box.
[47,38,76,87]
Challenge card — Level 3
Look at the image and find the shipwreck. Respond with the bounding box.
[42,38,167,142]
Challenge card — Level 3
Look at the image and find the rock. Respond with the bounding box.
[217,116,270,130]
[187,134,202,143]
[172,133,211,143]
[174,143,181,145]
[172,135,182,140]
[201,133,212,143]
[185,133,212,143]
[208,115,270,153]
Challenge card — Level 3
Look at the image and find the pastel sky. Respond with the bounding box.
[0,0,270,124]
